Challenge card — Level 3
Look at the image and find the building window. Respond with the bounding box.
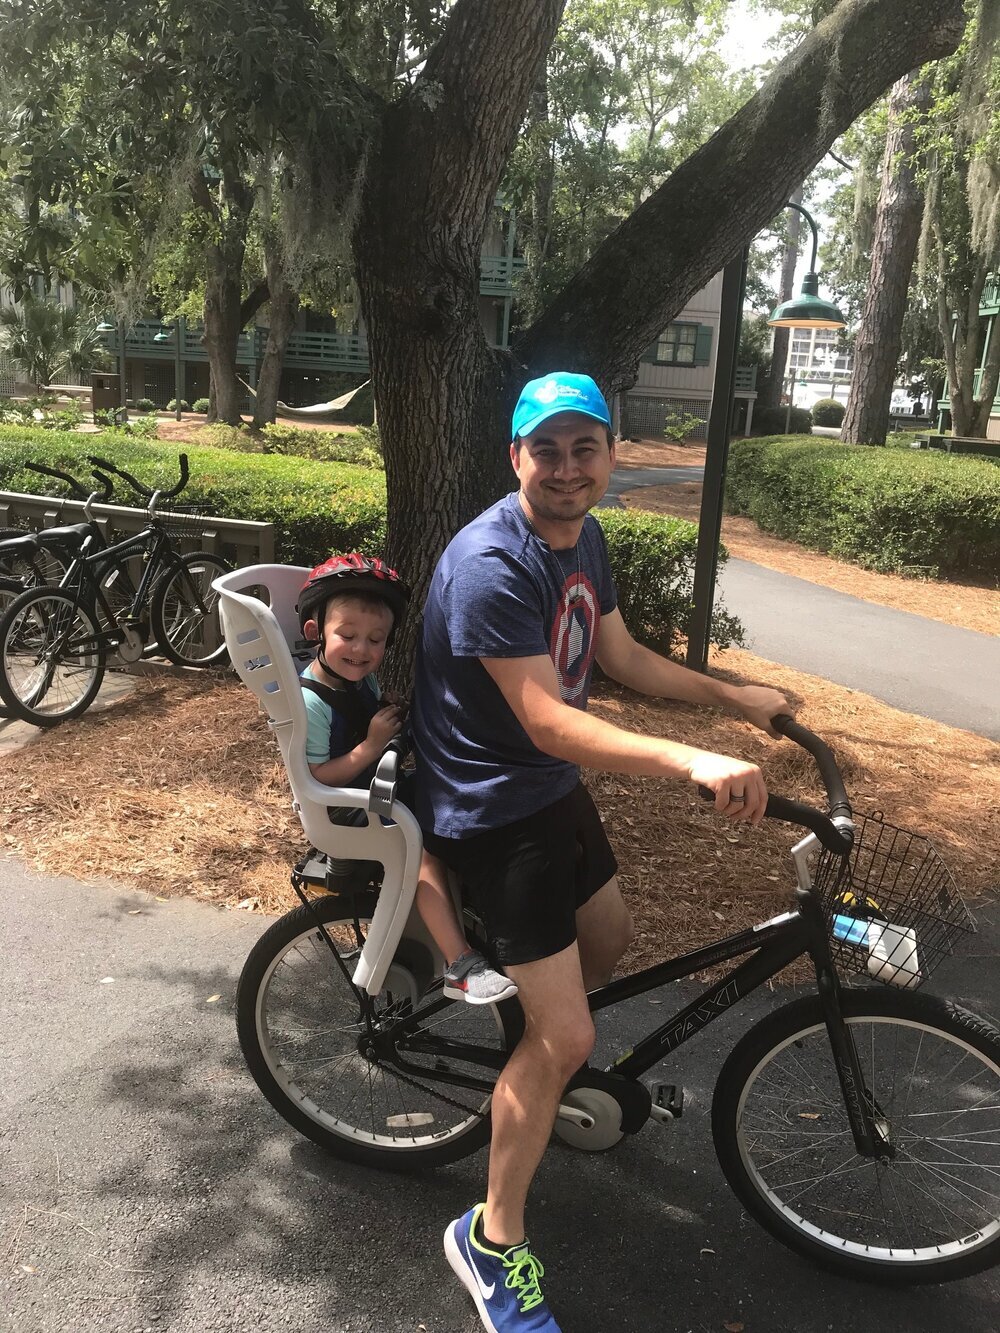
[657,323,698,365]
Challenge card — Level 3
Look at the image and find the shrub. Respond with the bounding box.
[192,397,210,413]
[811,398,844,427]
[166,398,191,412]
[200,419,383,468]
[134,397,156,412]
[663,409,704,443]
[726,436,1000,577]
[750,405,812,435]
[596,508,743,656]
[0,424,386,565]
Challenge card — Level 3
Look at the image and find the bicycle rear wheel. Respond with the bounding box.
[150,551,229,667]
[0,529,68,587]
[0,587,106,725]
[712,989,1000,1283]
[237,893,517,1167]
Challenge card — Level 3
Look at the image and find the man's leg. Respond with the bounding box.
[575,875,634,991]
[482,942,595,1247]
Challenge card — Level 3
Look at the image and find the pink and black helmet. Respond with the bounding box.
[297,553,410,636]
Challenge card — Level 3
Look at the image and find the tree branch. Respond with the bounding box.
[240,282,270,329]
[518,0,967,390]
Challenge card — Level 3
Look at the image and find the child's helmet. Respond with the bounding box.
[297,553,410,636]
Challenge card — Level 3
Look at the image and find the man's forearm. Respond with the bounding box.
[604,640,739,710]
[530,701,712,780]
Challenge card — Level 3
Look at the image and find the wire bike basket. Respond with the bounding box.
[814,812,975,990]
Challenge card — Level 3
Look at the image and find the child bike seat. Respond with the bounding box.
[212,564,423,996]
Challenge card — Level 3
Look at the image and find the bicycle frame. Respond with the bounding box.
[52,523,182,641]
[333,853,889,1161]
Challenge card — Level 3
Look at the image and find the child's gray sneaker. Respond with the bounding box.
[443,950,518,1005]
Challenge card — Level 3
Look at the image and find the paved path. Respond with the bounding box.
[720,559,1000,740]
[605,465,999,741]
[3,857,999,1333]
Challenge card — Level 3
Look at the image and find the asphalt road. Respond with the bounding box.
[3,857,1000,1333]
[718,559,1000,741]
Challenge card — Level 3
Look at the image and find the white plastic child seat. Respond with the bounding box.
[212,564,423,996]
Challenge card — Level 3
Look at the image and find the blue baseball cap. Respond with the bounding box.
[511,372,611,440]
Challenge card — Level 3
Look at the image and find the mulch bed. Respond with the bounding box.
[1,651,995,980]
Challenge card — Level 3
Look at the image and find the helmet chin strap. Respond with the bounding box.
[315,644,354,687]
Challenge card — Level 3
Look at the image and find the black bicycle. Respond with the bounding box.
[0,455,230,725]
[235,717,999,1286]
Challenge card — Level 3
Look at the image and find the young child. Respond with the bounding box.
[297,554,517,1006]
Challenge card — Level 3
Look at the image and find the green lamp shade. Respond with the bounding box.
[152,326,173,342]
[96,319,116,333]
[768,272,846,329]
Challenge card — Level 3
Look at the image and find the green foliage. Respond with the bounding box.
[192,397,210,413]
[198,420,383,468]
[0,300,110,388]
[750,405,813,435]
[166,398,190,413]
[662,409,704,443]
[134,398,156,412]
[0,396,84,430]
[595,508,743,658]
[726,436,1000,577]
[0,425,387,566]
[811,397,845,426]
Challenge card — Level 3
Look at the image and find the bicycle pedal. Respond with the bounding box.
[647,1082,684,1123]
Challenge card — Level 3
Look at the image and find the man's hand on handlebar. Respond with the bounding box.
[685,753,768,825]
[730,685,795,739]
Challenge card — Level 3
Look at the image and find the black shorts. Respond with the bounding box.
[423,782,618,967]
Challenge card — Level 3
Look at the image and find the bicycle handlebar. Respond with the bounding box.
[24,460,91,500]
[86,452,190,501]
[697,713,853,854]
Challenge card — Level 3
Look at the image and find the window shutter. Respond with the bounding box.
[640,339,660,364]
[694,325,713,365]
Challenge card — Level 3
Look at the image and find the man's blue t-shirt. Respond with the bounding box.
[412,493,617,838]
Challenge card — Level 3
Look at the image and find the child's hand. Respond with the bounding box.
[382,689,409,721]
[367,704,403,748]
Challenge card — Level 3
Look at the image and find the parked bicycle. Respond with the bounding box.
[0,455,230,726]
[214,564,999,1287]
[0,461,103,605]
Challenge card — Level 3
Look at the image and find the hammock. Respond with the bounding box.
[237,376,370,419]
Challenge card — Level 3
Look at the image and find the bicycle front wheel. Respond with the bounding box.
[0,587,106,725]
[150,551,230,667]
[237,893,517,1168]
[712,989,1000,1284]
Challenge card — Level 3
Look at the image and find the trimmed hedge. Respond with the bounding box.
[0,425,744,655]
[726,436,1000,577]
[596,508,743,655]
[750,405,812,435]
[0,426,386,566]
[811,397,844,427]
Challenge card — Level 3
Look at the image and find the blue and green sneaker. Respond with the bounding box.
[444,1203,561,1331]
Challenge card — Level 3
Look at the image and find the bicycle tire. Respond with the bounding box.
[0,528,69,588]
[237,893,518,1167]
[712,988,1000,1284]
[0,586,106,725]
[150,551,230,667]
[97,554,160,659]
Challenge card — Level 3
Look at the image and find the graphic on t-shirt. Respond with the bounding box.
[549,570,599,703]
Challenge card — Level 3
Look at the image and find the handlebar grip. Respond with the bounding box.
[24,461,89,499]
[696,784,851,855]
[86,455,153,499]
[161,453,190,499]
[771,713,852,819]
[90,470,115,503]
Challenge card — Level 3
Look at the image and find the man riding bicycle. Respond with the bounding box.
[411,372,791,1332]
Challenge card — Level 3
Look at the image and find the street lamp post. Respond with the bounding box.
[685,202,845,673]
[153,317,187,420]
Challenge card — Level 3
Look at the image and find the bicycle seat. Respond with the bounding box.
[213,564,423,997]
[37,523,94,549]
[0,534,39,557]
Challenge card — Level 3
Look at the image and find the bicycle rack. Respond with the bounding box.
[212,565,423,996]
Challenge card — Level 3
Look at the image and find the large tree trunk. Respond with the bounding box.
[972,314,1000,437]
[202,256,246,425]
[354,0,966,675]
[353,0,568,671]
[252,239,298,430]
[842,71,930,445]
[757,185,803,411]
